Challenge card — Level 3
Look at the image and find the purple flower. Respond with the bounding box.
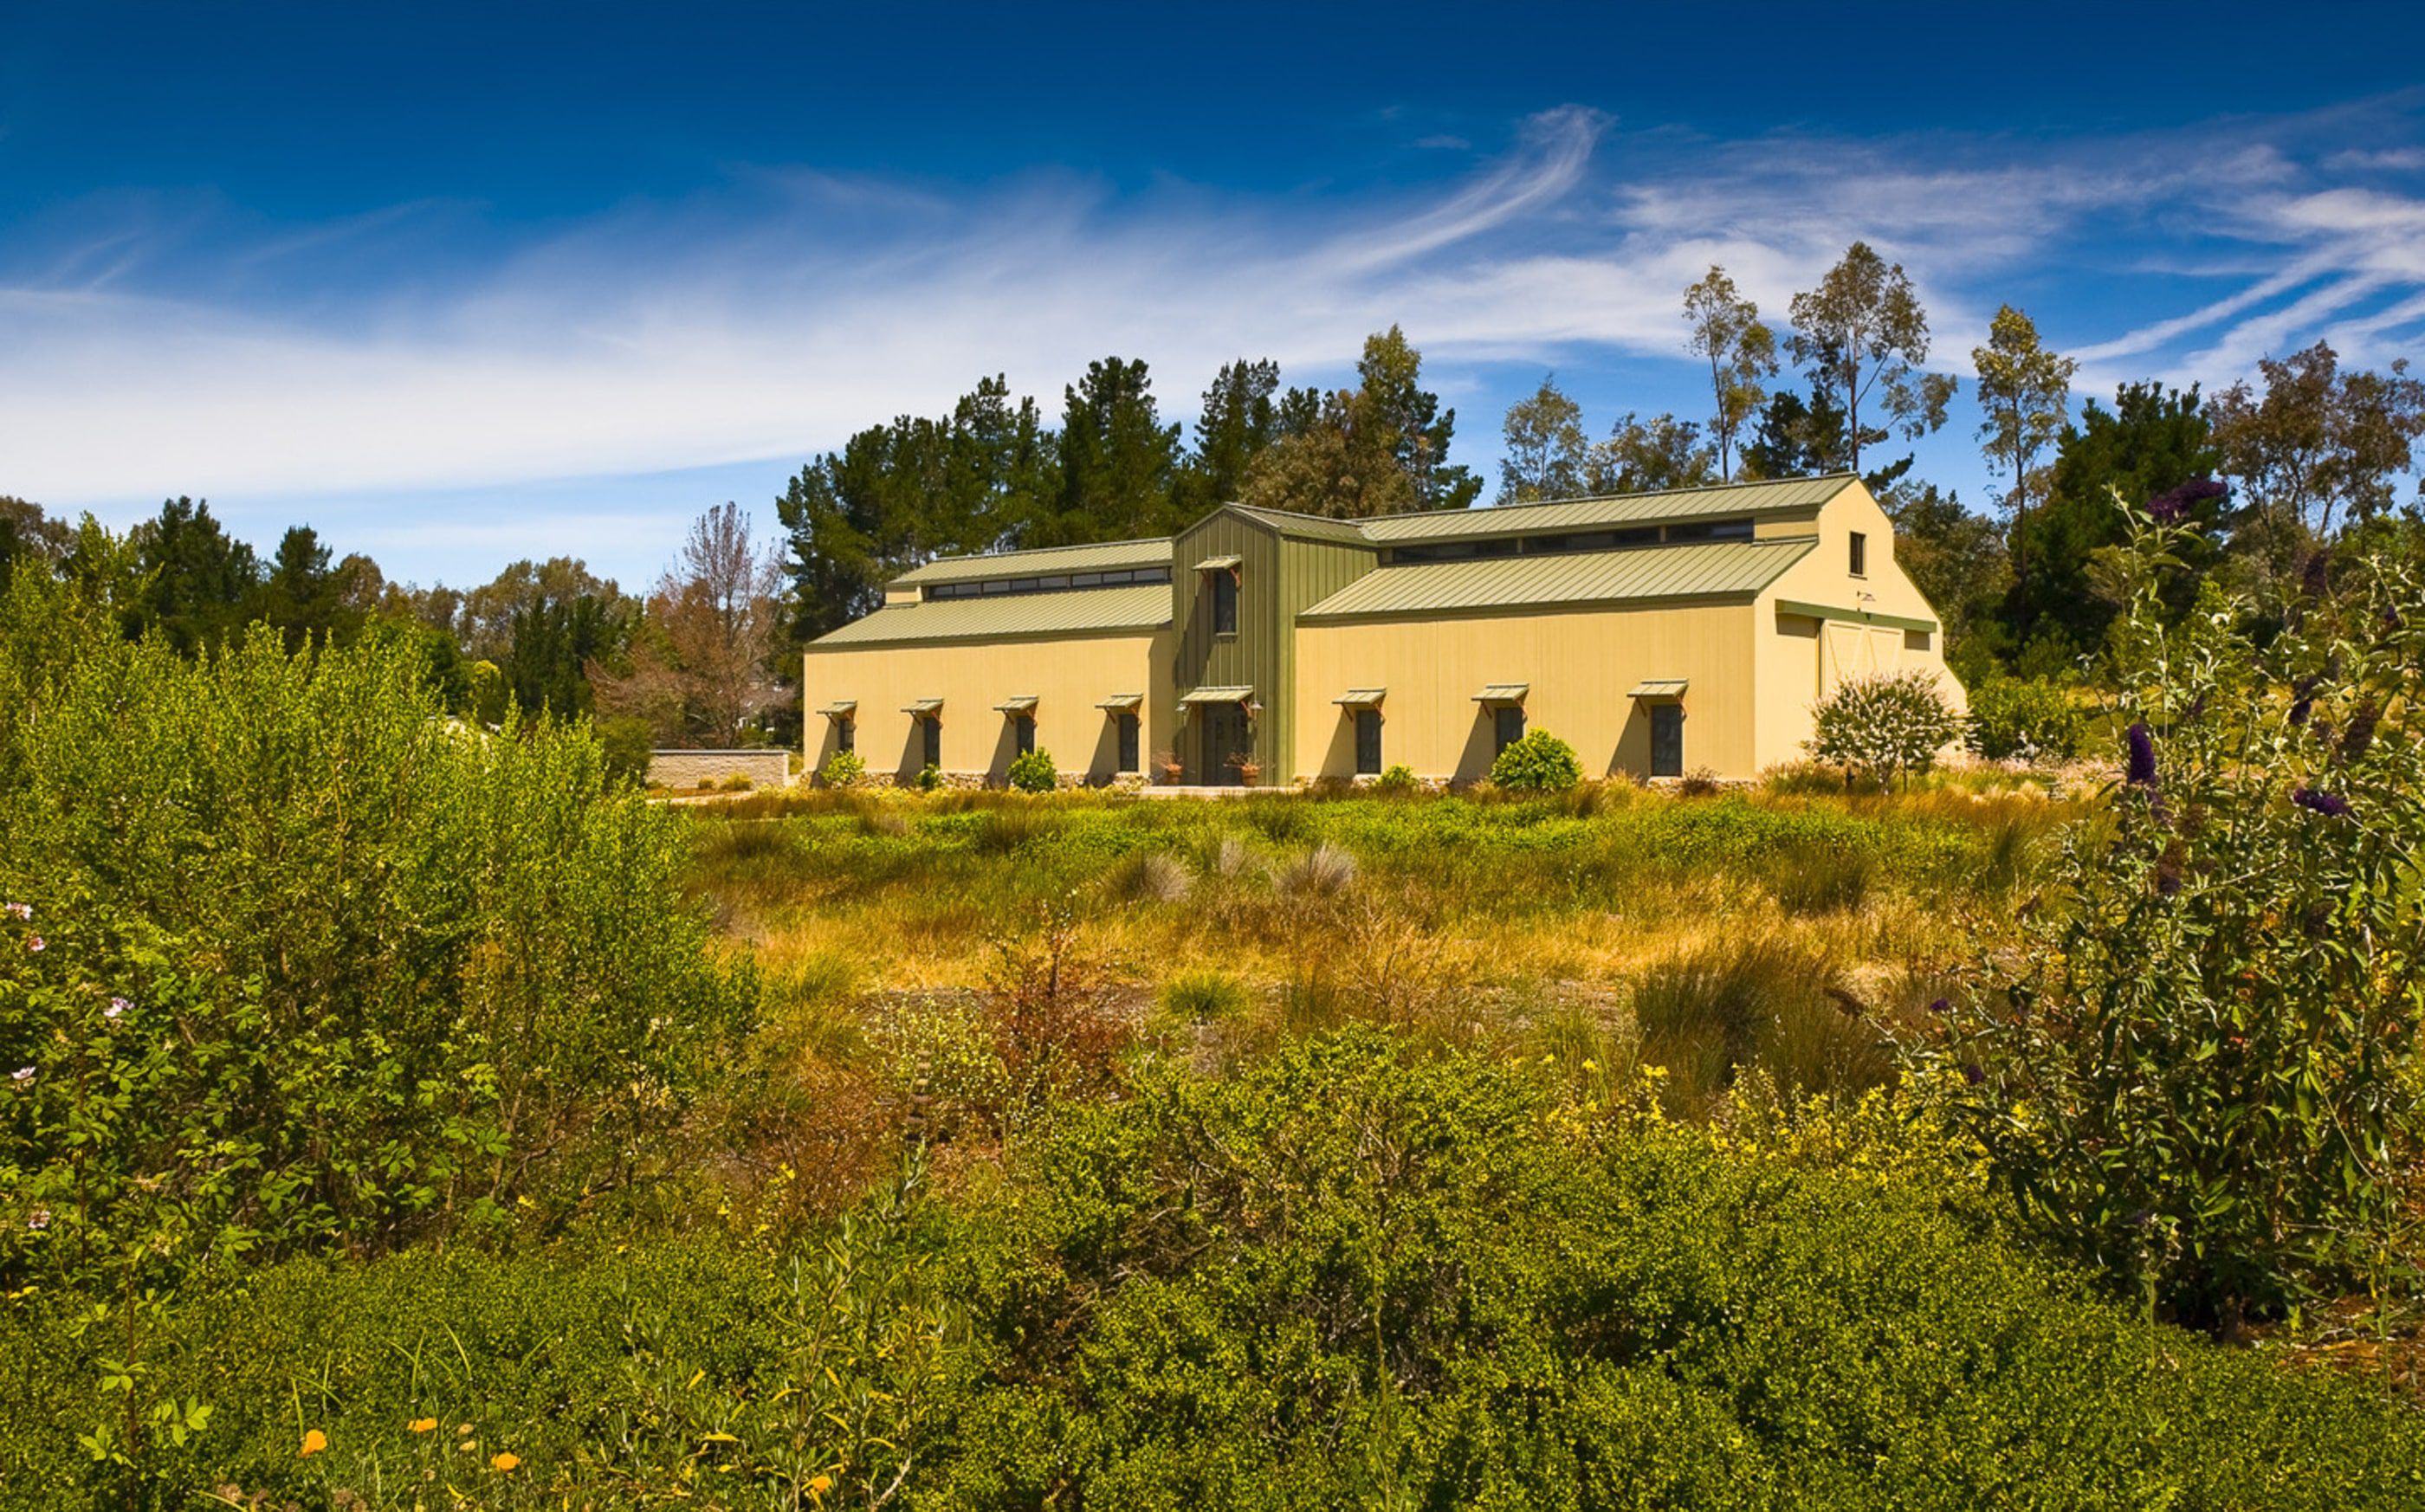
[2287,674,2319,727]
[106,998,128,1020]
[2124,722,2157,787]
[1961,1063,1987,1087]
[2156,843,2184,897]
[2146,476,2226,524]
[2339,703,2379,765]
[2293,787,2351,818]
[1927,998,1951,1017]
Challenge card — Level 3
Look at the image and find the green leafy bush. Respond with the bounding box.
[1807,669,1960,789]
[1488,728,1581,792]
[1373,762,1418,794]
[1923,499,2425,1331]
[917,761,945,792]
[0,620,753,1289]
[1007,748,1059,793]
[1966,675,2085,761]
[1160,967,1251,1025]
[819,747,868,789]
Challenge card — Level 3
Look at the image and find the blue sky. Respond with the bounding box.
[5,1,2424,588]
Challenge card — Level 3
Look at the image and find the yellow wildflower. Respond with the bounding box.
[409,1418,437,1434]
[299,1429,327,1457]
[491,1452,521,1472]
[810,1474,834,1496]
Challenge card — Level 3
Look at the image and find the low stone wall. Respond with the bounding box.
[649,749,794,792]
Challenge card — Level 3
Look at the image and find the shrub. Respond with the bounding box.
[917,761,945,792]
[1489,728,1582,792]
[1373,762,1418,794]
[1807,669,1960,789]
[718,771,755,792]
[1007,747,1058,793]
[1921,498,2425,1333]
[594,712,655,785]
[0,625,753,1289]
[1966,675,2085,761]
[820,747,869,789]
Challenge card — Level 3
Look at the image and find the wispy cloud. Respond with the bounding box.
[2,94,2421,552]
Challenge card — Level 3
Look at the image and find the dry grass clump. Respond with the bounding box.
[1627,940,1889,1115]
[1277,842,1359,900]
[1105,850,1193,904]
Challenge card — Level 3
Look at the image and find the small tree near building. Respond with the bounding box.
[1807,670,1959,789]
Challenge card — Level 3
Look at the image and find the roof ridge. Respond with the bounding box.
[913,533,1174,568]
[1355,473,1853,529]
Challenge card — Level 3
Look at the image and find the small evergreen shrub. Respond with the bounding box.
[1807,669,1960,789]
[1966,675,2085,762]
[1489,728,1582,792]
[1006,748,1057,793]
[916,762,943,792]
[1373,762,1418,795]
[819,747,868,789]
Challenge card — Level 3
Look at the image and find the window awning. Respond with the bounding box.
[817,700,858,719]
[1193,553,1244,572]
[1177,685,1255,708]
[1333,688,1387,708]
[1627,678,1689,699]
[901,698,943,717]
[993,695,1039,715]
[1096,692,1144,711]
[1471,682,1530,703]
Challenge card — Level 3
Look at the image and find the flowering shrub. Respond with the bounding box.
[1488,728,1582,792]
[1006,747,1058,794]
[1806,669,1961,789]
[1964,674,2085,762]
[1921,495,2425,1332]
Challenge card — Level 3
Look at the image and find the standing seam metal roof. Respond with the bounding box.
[807,582,1172,648]
[1353,475,1853,543]
[1297,537,1817,620]
[888,536,1174,587]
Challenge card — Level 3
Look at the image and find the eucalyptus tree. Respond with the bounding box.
[1973,305,2078,593]
[1682,266,1777,482]
[1787,242,1956,476]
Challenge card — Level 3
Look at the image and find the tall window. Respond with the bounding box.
[1116,712,1140,773]
[1355,708,1382,775]
[1015,716,1035,755]
[1651,704,1684,779]
[837,719,854,754]
[922,718,941,771]
[1849,531,1867,577]
[1493,704,1525,755]
[1212,571,1238,635]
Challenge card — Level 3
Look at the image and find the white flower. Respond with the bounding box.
[25,1209,48,1231]
[107,998,129,1020]
[10,1067,32,1083]
[2,902,28,920]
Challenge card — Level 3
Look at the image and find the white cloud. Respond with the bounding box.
[2,96,2422,547]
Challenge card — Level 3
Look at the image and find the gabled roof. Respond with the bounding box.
[808,583,1171,649]
[889,535,1173,588]
[1354,475,1854,544]
[1297,537,1817,621]
[1219,504,1376,545]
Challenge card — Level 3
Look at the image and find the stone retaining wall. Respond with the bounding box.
[649,749,794,791]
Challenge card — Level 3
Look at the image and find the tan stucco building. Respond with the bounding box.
[802,475,1963,787]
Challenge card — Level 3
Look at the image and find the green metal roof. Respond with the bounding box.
[1628,678,1690,698]
[1177,685,1255,706]
[808,583,1171,649]
[1298,537,1816,621]
[1354,475,1854,544]
[1221,504,1376,545]
[889,536,1172,588]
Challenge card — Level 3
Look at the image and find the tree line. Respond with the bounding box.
[1495,242,2425,682]
[5,243,2419,744]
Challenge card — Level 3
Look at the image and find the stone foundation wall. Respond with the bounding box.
[649,749,794,791]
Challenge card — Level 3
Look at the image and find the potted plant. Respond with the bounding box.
[1154,750,1184,785]
[1225,751,1261,787]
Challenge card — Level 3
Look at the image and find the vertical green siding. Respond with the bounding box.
[1167,508,1376,783]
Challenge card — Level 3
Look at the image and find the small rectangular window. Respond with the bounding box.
[1494,704,1525,755]
[1651,704,1684,779]
[1212,571,1238,635]
[922,718,941,770]
[1850,532,1868,576]
[1117,712,1140,773]
[837,719,854,754]
[1355,708,1382,775]
[1015,716,1035,756]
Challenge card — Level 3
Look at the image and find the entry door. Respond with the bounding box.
[1650,703,1685,778]
[1201,705,1250,783]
